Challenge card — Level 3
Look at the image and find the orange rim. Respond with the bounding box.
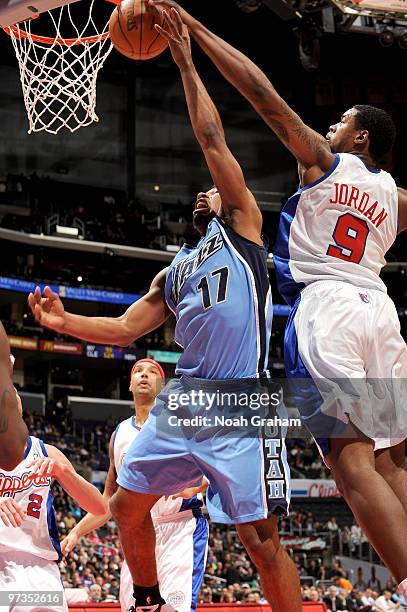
[2,0,120,46]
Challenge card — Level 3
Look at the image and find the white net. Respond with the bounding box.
[5,0,115,134]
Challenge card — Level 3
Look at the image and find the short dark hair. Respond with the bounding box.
[353,104,396,161]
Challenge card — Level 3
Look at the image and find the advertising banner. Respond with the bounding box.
[0,276,141,306]
[9,336,38,350]
[280,535,327,551]
[291,479,340,498]
[39,340,83,355]
[147,350,182,364]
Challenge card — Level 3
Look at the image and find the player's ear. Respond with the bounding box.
[355,129,369,145]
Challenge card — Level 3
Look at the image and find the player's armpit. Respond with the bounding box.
[117,267,171,346]
[397,187,407,233]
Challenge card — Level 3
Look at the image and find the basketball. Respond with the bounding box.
[109,0,169,61]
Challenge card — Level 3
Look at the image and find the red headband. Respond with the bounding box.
[130,358,165,380]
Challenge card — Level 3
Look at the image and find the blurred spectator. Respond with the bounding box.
[354,567,367,591]
[392,587,407,609]
[88,584,102,603]
[375,590,403,610]
[327,517,339,532]
[368,566,382,593]
[323,585,347,611]
[64,511,77,530]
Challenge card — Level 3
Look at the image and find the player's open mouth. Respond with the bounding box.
[194,200,211,216]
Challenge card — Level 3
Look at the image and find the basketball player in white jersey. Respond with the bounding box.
[150,0,407,594]
[0,389,107,612]
[0,325,27,470]
[60,359,209,612]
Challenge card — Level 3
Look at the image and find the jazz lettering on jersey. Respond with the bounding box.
[171,232,224,304]
[330,183,388,229]
[0,471,51,498]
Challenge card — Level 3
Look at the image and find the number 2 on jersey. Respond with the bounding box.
[197,267,229,309]
[27,493,43,519]
[327,212,369,264]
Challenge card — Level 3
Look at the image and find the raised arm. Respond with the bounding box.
[28,444,108,515]
[0,324,28,470]
[156,9,262,241]
[28,268,171,347]
[61,434,117,555]
[151,1,334,175]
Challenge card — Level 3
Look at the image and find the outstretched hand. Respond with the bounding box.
[26,456,63,481]
[154,7,192,70]
[27,286,66,333]
[60,531,80,556]
[148,0,190,25]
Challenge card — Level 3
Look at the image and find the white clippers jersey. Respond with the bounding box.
[113,416,202,522]
[274,153,399,305]
[0,436,61,561]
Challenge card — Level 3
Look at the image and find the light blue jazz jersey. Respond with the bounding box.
[118,219,292,524]
[165,217,273,378]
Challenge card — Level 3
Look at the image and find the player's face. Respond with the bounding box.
[326,108,362,153]
[193,187,222,235]
[129,363,163,399]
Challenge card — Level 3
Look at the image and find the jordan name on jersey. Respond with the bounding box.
[329,182,388,228]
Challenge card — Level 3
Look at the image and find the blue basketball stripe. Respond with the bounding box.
[191,516,209,611]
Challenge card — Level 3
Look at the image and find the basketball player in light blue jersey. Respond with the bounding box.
[149,0,407,598]
[28,12,301,612]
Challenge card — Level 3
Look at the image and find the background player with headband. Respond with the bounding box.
[0,323,27,470]
[149,0,407,594]
[60,358,209,612]
[27,8,300,610]
[0,389,107,612]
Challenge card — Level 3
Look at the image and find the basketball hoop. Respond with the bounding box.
[3,0,119,134]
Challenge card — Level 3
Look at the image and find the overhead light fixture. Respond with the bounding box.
[55,225,79,238]
[379,28,395,47]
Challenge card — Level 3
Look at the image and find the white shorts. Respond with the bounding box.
[120,514,208,612]
[0,551,68,612]
[285,280,407,455]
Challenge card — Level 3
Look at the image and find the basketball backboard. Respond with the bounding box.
[0,0,79,27]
